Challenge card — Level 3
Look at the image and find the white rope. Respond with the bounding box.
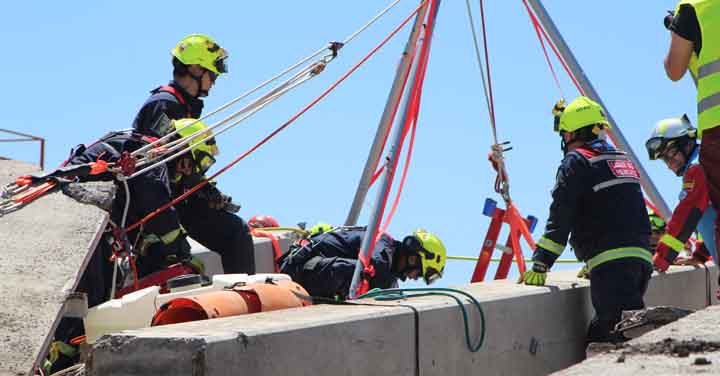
[342,0,403,45]
[127,63,320,179]
[142,61,319,160]
[132,0,405,157]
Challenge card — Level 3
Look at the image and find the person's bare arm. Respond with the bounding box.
[664,32,695,81]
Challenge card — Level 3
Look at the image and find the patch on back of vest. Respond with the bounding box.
[607,160,640,179]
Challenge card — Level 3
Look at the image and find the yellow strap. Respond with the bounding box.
[660,233,686,252]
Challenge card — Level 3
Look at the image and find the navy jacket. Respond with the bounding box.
[534,140,651,270]
[278,228,400,299]
[132,81,203,138]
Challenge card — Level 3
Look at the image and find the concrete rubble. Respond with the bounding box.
[0,160,108,376]
[555,305,720,375]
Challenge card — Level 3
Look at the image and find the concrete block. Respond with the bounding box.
[88,262,719,376]
[0,160,108,376]
[88,304,416,376]
[189,230,298,276]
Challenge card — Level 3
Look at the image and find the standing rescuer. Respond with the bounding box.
[277,226,446,300]
[645,116,716,269]
[664,0,720,249]
[132,34,255,274]
[521,96,653,344]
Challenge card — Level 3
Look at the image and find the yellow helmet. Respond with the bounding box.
[308,223,334,236]
[553,96,610,133]
[172,118,219,173]
[405,229,446,284]
[647,209,666,232]
[172,34,228,75]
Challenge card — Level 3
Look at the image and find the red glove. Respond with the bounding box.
[653,252,671,272]
[654,241,680,272]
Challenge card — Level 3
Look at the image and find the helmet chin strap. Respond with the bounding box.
[677,142,698,176]
[560,132,575,154]
[190,70,208,98]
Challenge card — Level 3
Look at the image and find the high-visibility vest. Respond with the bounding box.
[676,0,720,137]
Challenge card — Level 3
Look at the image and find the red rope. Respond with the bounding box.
[521,0,583,96]
[479,0,497,131]
[125,2,427,233]
[521,0,563,95]
[520,0,667,215]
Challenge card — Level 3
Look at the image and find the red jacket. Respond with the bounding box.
[656,163,711,263]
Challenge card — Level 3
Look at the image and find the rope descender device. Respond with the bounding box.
[488,141,513,203]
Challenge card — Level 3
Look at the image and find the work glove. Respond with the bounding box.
[522,262,548,286]
[202,184,239,212]
[664,10,674,30]
[653,242,679,272]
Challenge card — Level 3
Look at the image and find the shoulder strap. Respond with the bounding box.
[157,85,192,117]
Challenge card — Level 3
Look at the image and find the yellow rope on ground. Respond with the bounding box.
[447,255,581,264]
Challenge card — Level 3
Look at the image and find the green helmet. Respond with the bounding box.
[411,229,446,285]
[172,118,219,173]
[553,96,610,133]
[647,209,666,232]
[172,34,228,75]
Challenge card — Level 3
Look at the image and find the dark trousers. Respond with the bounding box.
[587,258,651,343]
[700,126,720,254]
[178,198,256,274]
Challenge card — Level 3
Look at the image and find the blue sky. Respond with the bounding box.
[2,1,694,287]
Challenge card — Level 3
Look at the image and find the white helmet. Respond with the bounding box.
[645,114,696,160]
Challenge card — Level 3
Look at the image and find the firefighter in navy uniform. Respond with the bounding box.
[521,96,653,344]
[132,34,255,274]
[645,116,716,269]
[68,129,193,280]
[277,226,446,299]
[48,128,196,373]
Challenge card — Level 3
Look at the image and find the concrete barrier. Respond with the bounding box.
[189,229,298,276]
[87,264,719,376]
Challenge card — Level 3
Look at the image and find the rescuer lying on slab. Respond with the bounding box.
[646,116,717,271]
[520,96,653,345]
[277,225,446,300]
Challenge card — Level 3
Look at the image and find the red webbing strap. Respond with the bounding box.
[355,0,437,297]
[251,229,283,273]
[520,0,563,95]
[370,44,419,187]
[125,2,426,234]
[158,85,191,117]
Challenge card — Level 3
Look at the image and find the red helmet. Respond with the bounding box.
[248,215,279,229]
